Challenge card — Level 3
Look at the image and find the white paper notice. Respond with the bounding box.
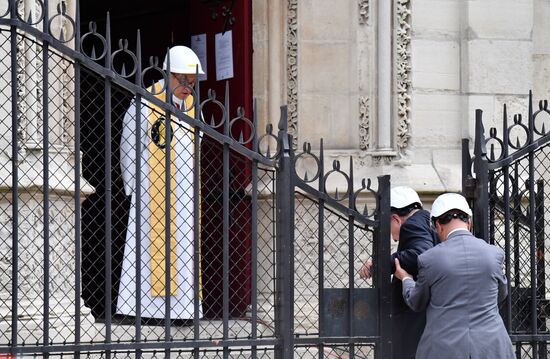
[215,30,234,81]
[190,33,207,81]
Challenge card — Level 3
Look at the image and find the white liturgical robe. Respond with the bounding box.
[117,81,202,319]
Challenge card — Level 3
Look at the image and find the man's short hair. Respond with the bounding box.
[432,209,470,226]
[391,202,422,217]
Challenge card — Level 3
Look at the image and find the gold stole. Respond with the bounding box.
[148,83,195,297]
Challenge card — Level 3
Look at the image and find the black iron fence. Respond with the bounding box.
[463,91,550,358]
[0,1,391,358]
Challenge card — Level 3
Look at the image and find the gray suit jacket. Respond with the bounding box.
[402,229,514,359]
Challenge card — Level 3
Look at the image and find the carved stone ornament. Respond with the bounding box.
[395,0,412,160]
[287,0,298,149]
[359,96,370,150]
[373,155,393,166]
[358,0,369,25]
[16,2,27,146]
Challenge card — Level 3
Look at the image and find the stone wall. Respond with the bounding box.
[252,0,550,199]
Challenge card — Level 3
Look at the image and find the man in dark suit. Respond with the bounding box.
[394,192,514,359]
[360,186,438,359]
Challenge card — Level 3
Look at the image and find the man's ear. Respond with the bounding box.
[435,220,443,234]
[390,213,400,224]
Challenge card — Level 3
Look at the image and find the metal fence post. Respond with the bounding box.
[375,175,391,359]
[274,106,294,359]
[462,110,489,241]
[472,110,489,241]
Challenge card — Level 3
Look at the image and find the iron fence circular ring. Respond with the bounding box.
[322,162,351,202]
[352,178,378,218]
[200,91,226,129]
[293,143,321,183]
[229,109,255,145]
[47,2,76,43]
[142,68,167,95]
[80,23,107,61]
[257,132,280,160]
[485,127,505,162]
[0,1,10,18]
[533,102,550,136]
[111,39,138,78]
[507,119,529,150]
[16,0,45,25]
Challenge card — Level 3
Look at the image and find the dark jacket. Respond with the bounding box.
[389,209,439,359]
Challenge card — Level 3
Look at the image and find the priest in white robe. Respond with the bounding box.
[117,46,204,322]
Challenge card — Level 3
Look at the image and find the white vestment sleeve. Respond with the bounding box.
[120,99,144,197]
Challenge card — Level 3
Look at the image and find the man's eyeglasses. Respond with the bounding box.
[172,74,195,87]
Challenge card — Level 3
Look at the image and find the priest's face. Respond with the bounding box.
[170,73,196,100]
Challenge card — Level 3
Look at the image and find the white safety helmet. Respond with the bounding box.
[163,45,205,75]
[391,186,422,209]
[430,193,472,218]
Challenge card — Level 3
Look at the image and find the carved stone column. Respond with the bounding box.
[268,0,285,132]
[534,0,550,102]
[357,0,373,152]
[376,0,393,152]
[286,0,298,148]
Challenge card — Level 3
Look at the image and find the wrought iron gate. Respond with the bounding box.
[463,91,550,358]
[0,1,392,358]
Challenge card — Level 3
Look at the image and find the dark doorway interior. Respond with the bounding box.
[79,0,194,321]
[79,0,253,320]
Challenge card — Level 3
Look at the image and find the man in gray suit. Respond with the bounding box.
[394,193,514,359]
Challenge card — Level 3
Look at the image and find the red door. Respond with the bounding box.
[189,0,253,319]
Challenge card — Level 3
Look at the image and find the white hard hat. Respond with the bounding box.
[391,186,422,209]
[430,193,472,218]
[163,46,205,75]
